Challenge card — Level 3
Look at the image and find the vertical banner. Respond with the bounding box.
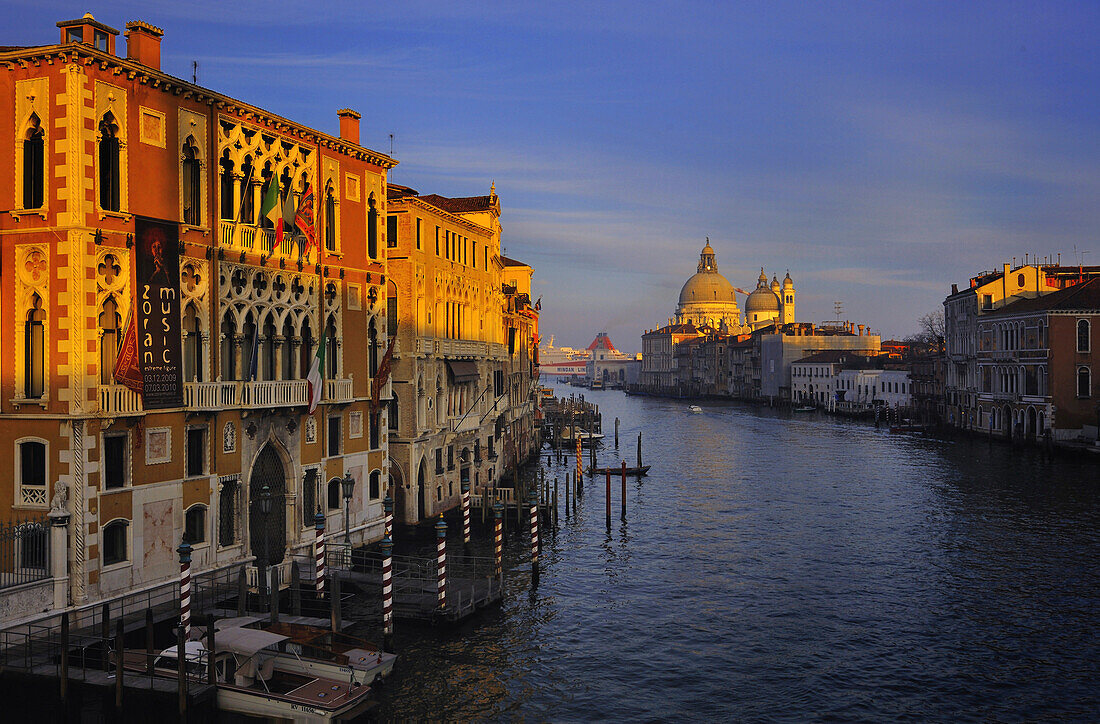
[135,217,184,408]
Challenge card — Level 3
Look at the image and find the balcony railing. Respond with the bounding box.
[325,378,353,403]
[449,414,481,434]
[98,384,142,414]
[219,221,307,261]
[185,381,239,410]
[242,380,309,407]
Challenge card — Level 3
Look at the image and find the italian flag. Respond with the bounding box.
[307,329,326,414]
[259,180,281,251]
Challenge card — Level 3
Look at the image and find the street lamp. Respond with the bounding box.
[341,471,355,546]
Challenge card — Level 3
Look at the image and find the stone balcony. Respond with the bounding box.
[219,221,307,261]
[449,414,482,434]
[413,337,508,360]
[98,377,354,414]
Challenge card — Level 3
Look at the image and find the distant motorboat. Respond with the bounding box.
[688,405,703,414]
[793,405,816,412]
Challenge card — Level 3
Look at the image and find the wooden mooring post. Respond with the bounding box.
[615,417,620,447]
[381,535,394,651]
[554,477,559,527]
[621,459,628,519]
[637,432,642,469]
[176,625,187,717]
[529,490,539,586]
[605,469,612,528]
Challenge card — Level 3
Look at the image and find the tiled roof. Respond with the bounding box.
[502,256,529,268]
[419,194,495,214]
[993,278,1100,314]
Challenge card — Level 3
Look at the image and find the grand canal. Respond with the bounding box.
[366,388,1099,721]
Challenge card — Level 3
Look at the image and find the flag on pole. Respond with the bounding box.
[276,188,296,252]
[247,321,260,381]
[306,329,327,414]
[112,309,143,394]
[259,180,280,252]
[295,184,316,263]
[371,334,397,411]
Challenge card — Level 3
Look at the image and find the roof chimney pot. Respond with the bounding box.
[124,21,164,70]
[337,108,361,145]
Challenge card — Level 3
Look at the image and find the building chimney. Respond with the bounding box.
[951,283,958,294]
[337,109,361,145]
[858,324,864,336]
[125,21,164,70]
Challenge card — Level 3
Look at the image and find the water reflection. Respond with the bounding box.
[366,390,1100,721]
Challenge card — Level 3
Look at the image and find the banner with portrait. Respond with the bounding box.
[135,217,184,408]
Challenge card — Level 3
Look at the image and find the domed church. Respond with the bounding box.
[674,241,795,332]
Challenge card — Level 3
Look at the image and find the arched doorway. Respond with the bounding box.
[417,458,427,524]
[1026,407,1037,440]
[249,444,287,566]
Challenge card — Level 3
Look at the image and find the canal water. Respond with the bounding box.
[364,389,1099,721]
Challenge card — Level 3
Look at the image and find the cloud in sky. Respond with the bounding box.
[8,1,1100,350]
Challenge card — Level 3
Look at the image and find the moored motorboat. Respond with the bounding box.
[122,627,374,722]
[688,405,703,413]
[589,464,650,476]
[793,405,816,412]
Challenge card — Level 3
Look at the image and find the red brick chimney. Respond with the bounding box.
[337,109,361,145]
[125,21,164,71]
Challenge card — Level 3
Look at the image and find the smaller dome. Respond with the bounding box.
[757,268,768,286]
[745,287,780,313]
[770,275,780,291]
[783,271,794,289]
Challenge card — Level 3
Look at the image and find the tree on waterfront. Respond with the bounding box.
[904,310,945,355]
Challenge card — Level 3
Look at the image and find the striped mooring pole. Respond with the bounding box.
[380,535,394,647]
[435,516,448,609]
[314,508,326,598]
[383,493,394,540]
[575,435,582,481]
[176,539,192,638]
[529,489,539,583]
[461,480,471,545]
[493,501,504,577]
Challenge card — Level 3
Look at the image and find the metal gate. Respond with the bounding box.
[249,444,287,566]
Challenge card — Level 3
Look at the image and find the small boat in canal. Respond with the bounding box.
[557,429,605,447]
[215,616,396,684]
[589,464,651,476]
[688,405,703,414]
[122,627,375,722]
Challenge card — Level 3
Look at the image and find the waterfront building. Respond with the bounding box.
[0,15,395,623]
[640,322,706,392]
[759,324,882,401]
[385,184,539,524]
[972,278,1100,442]
[943,262,1100,432]
[584,332,640,388]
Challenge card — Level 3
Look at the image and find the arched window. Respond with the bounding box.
[262,315,277,381]
[240,156,255,224]
[369,470,381,500]
[23,114,44,209]
[25,295,45,398]
[17,439,47,507]
[324,184,337,251]
[98,297,120,385]
[327,478,342,511]
[219,150,235,220]
[98,113,121,212]
[1078,319,1090,353]
[368,319,379,377]
[185,505,207,544]
[325,315,338,379]
[387,280,398,337]
[1078,366,1091,398]
[182,138,201,225]
[367,192,378,259]
[220,312,237,381]
[102,519,129,566]
[183,304,202,382]
[300,319,314,380]
[281,316,295,380]
[241,313,256,381]
[389,394,399,431]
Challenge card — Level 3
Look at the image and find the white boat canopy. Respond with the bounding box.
[215,627,289,657]
[214,615,264,631]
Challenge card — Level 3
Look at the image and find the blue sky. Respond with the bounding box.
[12,2,1100,351]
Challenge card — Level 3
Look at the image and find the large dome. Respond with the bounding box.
[745,286,780,313]
[678,271,737,305]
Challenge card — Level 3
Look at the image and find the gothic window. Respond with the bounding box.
[25,295,45,399]
[368,319,379,377]
[99,297,120,385]
[388,394,399,431]
[302,468,318,527]
[262,315,277,381]
[281,316,295,380]
[1078,319,1090,353]
[325,315,339,379]
[219,150,235,220]
[1078,366,1091,398]
[242,313,257,381]
[182,138,201,225]
[23,114,44,209]
[300,319,314,381]
[324,183,336,251]
[183,304,202,382]
[98,113,121,212]
[102,519,129,566]
[219,478,239,546]
[240,156,255,224]
[368,192,378,259]
[220,312,237,381]
[387,280,398,338]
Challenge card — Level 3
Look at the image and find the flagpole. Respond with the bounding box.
[234,163,255,224]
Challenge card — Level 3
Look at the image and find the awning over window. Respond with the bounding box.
[446,360,480,383]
